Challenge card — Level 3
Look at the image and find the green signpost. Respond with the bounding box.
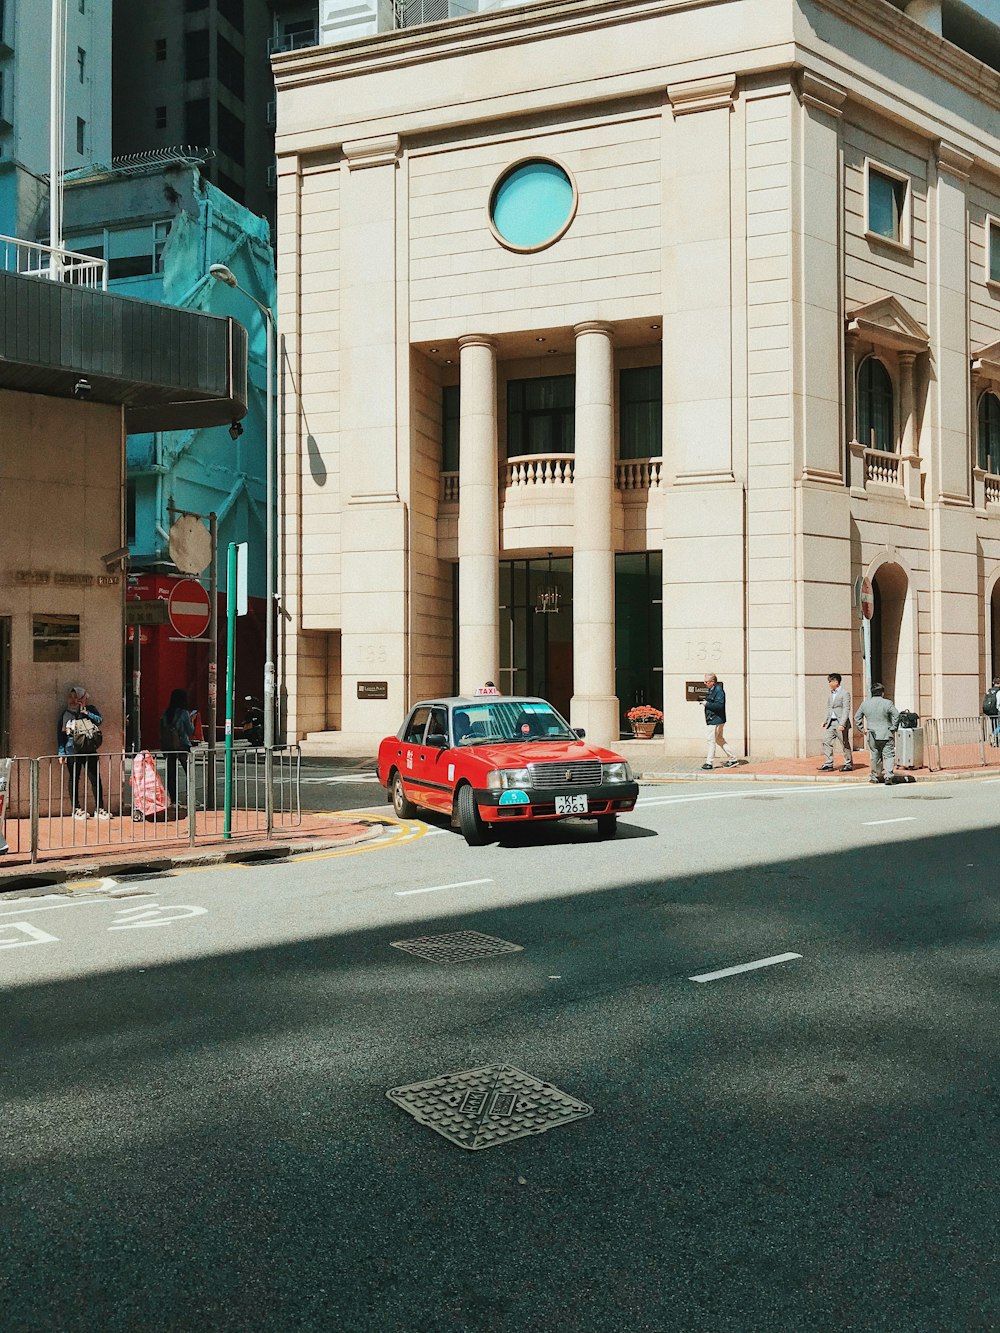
[223,541,249,840]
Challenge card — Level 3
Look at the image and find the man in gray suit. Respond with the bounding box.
[854,682,900,785]
[818,671,853,772]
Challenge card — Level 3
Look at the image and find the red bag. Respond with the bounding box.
[130,750,170,820]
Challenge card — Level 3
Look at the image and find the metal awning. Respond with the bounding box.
[0,270,248,431]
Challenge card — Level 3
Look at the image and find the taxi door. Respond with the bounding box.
[414,706,453,814]
[396,705,432,808]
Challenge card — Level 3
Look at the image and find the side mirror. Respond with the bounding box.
[426,733,448,749]
[573,727,586,739]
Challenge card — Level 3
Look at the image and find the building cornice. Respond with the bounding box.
[273,0,736,91]
[809,0,1000,121]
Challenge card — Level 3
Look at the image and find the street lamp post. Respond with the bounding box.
[209,264,276,833]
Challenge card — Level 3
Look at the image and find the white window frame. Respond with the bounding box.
[864,158,913,253]
[986,215,1000,289]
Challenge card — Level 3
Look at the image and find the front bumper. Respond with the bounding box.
[473,782,639,821]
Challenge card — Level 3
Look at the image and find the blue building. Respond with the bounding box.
[60,150,275,745]
[62,150,274,600]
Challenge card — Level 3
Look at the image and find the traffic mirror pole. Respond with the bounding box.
[223,541,237,839]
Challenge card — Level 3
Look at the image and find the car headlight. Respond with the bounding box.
[485,768,532,790]
[602,761,633,783]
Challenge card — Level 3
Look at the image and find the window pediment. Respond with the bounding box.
[972,339,1000,389]
[846,297,929,356]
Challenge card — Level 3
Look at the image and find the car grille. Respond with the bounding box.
[527,759,603,788]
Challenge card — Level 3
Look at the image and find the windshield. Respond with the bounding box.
[451,701,576,745]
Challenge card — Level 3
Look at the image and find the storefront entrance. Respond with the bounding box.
[615,551,663,723]
[500,558,574,719]
[496,553,663,733]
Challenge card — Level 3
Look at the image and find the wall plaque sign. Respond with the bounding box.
[358,680,388,700]
[685,681,710,702]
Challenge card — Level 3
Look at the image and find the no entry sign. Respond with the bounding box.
[860,577,875,620]
[168,579,211,639]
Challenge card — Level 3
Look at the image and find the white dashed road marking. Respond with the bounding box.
[862,817,917,827]
[394,879,493,898]
[689,952,802,983]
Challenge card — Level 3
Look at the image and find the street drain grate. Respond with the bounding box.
[389,930,523,965]
[386,1064,592,1151]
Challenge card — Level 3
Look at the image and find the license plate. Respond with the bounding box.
[555,794,588,815]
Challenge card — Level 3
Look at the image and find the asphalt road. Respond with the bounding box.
[298,756,383,812]
[1,777,998,1333]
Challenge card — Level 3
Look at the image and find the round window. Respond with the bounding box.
[488,159,577,252]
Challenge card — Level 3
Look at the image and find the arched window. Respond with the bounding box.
[857,356,895,452]
[978,391,1000,474]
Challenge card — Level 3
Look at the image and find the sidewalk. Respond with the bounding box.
[616,739,1000,781]
[0,809,387,893]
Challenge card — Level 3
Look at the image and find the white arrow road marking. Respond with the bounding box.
[0,921,60,948]
[108,904,208,930]
[689,952,802,983]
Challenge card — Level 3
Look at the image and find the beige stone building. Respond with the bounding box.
[0,263,247,761]
[273,0,1000,756]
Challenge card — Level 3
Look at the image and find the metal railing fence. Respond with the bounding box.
[0,746,300,864]
[0,235,109,289]
[924,717,999,772]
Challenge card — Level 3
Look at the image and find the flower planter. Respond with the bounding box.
[630,721,657,740]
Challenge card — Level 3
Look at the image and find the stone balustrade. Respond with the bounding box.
[615,457,662,491]
[864,447,901,486]
[505,453,575,488]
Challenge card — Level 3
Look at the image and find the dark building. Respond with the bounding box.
[111,0,319,226]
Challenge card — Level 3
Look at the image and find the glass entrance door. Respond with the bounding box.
[499,559,573,719]
[615,551,663,732]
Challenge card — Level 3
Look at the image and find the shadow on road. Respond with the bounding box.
[1,824,997,1333]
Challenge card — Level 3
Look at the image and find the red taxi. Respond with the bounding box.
[377,696,639,845]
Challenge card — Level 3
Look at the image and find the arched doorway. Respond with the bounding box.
[870,562,918,707]
[990,578,1000,684]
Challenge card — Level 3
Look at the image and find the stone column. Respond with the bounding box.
[571,321,619,746]
[339,133,408,738]
[457,335,499,694]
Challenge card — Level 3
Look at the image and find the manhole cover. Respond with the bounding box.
[386,1064,592,1151]
[389,930,523,965]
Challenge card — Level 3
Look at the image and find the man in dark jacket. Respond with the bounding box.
[983,675,1000,746]
[702,674,740,770]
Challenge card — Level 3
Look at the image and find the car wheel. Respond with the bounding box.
[391,772,416,819]
[596,813,618,840]
[457,783,488,846]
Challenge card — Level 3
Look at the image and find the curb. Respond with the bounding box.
[0,820,389,896]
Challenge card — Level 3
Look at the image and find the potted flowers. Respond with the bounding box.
[627,704,663,739]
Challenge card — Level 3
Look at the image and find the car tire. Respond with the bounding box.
[391,772,416,819]
[596,813,618,840]
[457,783,488,846]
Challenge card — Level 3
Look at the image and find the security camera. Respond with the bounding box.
[74,378,93,400]
[229,420,244,440]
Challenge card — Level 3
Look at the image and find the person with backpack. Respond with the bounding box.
[982,676,1000,746]
[57,685,109,819]
[160,688,195,804]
